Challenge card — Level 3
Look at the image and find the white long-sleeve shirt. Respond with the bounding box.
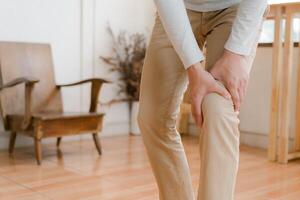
[153,0,268,69]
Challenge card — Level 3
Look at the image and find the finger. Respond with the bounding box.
[228,86,240,112]
[240,79,249,104]
[213,83,231,99]
[195,113,203,128]
[243,80,249,100]
[238,82,244,103]
[239,81,246,103]
[191,104,200,127]
[197,96,204,127]
[192,108,202,128]
[191,96,204,127]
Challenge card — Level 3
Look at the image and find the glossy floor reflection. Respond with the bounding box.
[0,135,299,200]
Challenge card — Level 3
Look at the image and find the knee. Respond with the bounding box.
[137,103,161,134]
[201,92,239,126]
[137,102,156,127]
[137,105,177,134]
[138,103,182,147]
[201,93,240,161]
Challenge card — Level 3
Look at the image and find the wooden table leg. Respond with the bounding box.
[268,6,283,161]
[278,9,294,164]
[294,23,300,152]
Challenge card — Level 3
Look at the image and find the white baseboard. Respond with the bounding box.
[188,124,295,150]
[101,121,130,137]
[189,123,266,148]
[240,131,295,150]
[240,131,268,149]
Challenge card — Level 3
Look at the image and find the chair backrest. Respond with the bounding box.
[0,41,63,118]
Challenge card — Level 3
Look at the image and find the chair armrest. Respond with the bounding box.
[0,76,39,90]
[0,76,39,130]
[57,78,111,113]
[56,78,111,88]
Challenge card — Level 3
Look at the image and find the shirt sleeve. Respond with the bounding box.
[153,0,205,69]
[224,0,268,56]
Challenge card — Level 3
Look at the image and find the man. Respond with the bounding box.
[137,0,269,200]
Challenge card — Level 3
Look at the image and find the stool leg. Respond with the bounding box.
[295,103,300,152]
[278,10,293,164]
[268,6,283,161]
[34,138,42,165]
[92,133,102,155]
[9,132,17,154]
[294,40,300,152]
[57,137,62,147]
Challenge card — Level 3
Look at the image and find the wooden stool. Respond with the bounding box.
[268,3,300,163]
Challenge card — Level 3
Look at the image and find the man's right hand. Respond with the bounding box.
[187,62,231,128]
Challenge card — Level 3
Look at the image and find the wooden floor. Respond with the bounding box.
[0,135,300,200]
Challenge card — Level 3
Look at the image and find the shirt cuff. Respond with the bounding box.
[181,48,205,69]
[224,40,252,56]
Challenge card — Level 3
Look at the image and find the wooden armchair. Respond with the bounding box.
[0,41,109,165]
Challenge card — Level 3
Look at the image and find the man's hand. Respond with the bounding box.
[210,49,249,112]
[188,62,230,127]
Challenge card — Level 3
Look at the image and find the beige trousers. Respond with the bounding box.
[138,5,266,200]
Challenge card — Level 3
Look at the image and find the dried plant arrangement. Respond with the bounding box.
[100,25,146,104]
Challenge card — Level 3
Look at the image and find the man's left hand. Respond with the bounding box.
[210,49,249,112]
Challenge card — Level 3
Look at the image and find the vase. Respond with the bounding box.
[130,101,141,135]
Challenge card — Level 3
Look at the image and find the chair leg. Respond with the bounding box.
[34,138,42,165]
[57,137,62,147]
[92,133,102,155]
[9,132,17,154]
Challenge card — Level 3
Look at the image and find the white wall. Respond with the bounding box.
[0,0,156,149]
[93,0,156,137]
